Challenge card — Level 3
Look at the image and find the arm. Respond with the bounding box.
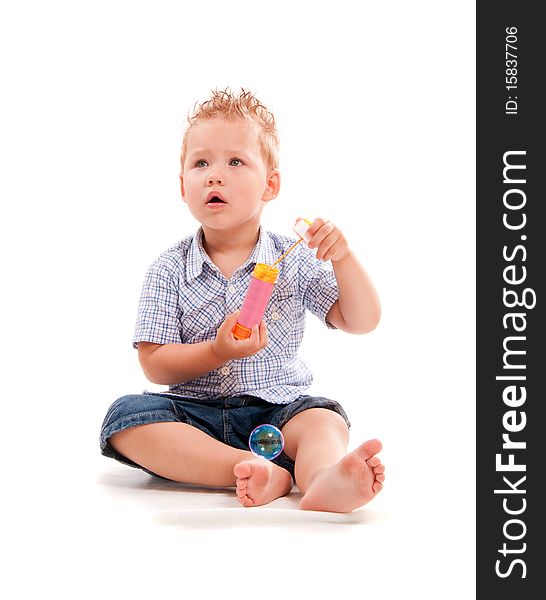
[137,311,268,385]
[138,340,224,385]
[307,218,381,334]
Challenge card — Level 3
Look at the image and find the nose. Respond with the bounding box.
[206,173,224,186]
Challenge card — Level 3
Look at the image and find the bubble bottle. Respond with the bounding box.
[231,263,280,340]
[232,218,313,340]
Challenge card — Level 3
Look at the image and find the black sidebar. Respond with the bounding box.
[477,2,544,598]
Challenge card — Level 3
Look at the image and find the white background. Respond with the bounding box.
[1,1,475,598]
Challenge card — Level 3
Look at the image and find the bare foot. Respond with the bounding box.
[299,439,385,513]
[234,458,292,507]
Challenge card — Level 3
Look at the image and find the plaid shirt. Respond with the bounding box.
[133,226,339,404]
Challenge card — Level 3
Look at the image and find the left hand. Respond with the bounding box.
[306,218,350,262]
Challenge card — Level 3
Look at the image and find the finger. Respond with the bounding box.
[324,241,349,262]
[322,249,336,262]
[222,310,241,329]
[221,311,242,341]
[258,319,269,348]
[306,217,327,236]
[315,230,338,260]
[248,324,260,345]
[308,221,335,249]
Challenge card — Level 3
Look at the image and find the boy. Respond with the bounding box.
[100,88,385,512]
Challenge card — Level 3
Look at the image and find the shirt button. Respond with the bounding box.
[228,285,236,293]
[271,311,281,321]
[220,366,230,375]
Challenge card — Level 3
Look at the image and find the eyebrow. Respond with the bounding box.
[187,148,251,158]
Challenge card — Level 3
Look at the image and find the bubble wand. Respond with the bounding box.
[271,238,303,267]
[271,218,313,266]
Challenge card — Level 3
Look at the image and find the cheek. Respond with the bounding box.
[183,174,200,194]
[241,173,266,193]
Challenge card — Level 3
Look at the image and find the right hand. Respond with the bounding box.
[212,310,269,362]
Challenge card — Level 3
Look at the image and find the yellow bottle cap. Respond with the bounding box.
[252,263,279,284]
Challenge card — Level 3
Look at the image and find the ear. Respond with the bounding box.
[180,174,187,203]
[262,169,281,203]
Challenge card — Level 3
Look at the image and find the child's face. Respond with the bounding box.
[180,119,279,234]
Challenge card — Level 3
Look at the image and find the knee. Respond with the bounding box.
[101,394,175,444]
[293,408,348,430]
[282,408,349,455]
[108,425,139,454]
[308,408,349,438]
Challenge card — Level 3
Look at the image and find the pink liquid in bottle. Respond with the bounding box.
[232,263,279,340]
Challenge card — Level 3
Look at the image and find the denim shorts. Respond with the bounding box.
[100,393,350,480]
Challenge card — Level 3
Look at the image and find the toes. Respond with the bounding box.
[236,475,251,505]
[236,485,255,507]
[237,494,254,507]
[367,457,385,483]
[234,461,253,478]
[236,478,248,491]
[356,439,382,461]
[372,481,383,494]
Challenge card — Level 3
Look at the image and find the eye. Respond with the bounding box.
[194,159,208,168]
[229,158,243,167]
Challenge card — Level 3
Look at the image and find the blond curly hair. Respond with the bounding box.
[180,88,279,172]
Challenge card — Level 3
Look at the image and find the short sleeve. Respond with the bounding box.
[132,259,182,348]
[298,247,339,329]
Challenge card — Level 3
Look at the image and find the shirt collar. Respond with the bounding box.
[185,228,207,283]
[185,226,279,284]
[245,226,279,269]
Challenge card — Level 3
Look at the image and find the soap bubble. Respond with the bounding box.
[248,424,284,460]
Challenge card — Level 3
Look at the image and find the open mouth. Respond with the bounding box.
[206,191,227,205]
[207,195,227,204]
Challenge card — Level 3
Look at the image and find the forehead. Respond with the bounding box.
[186,118,261,153]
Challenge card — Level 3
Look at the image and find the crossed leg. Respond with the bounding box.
[109,421,292,493]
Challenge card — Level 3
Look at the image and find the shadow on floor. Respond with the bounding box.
[96,465,386,530]
[153,506,376,530]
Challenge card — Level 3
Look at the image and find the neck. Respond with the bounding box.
[201,221,260,257]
